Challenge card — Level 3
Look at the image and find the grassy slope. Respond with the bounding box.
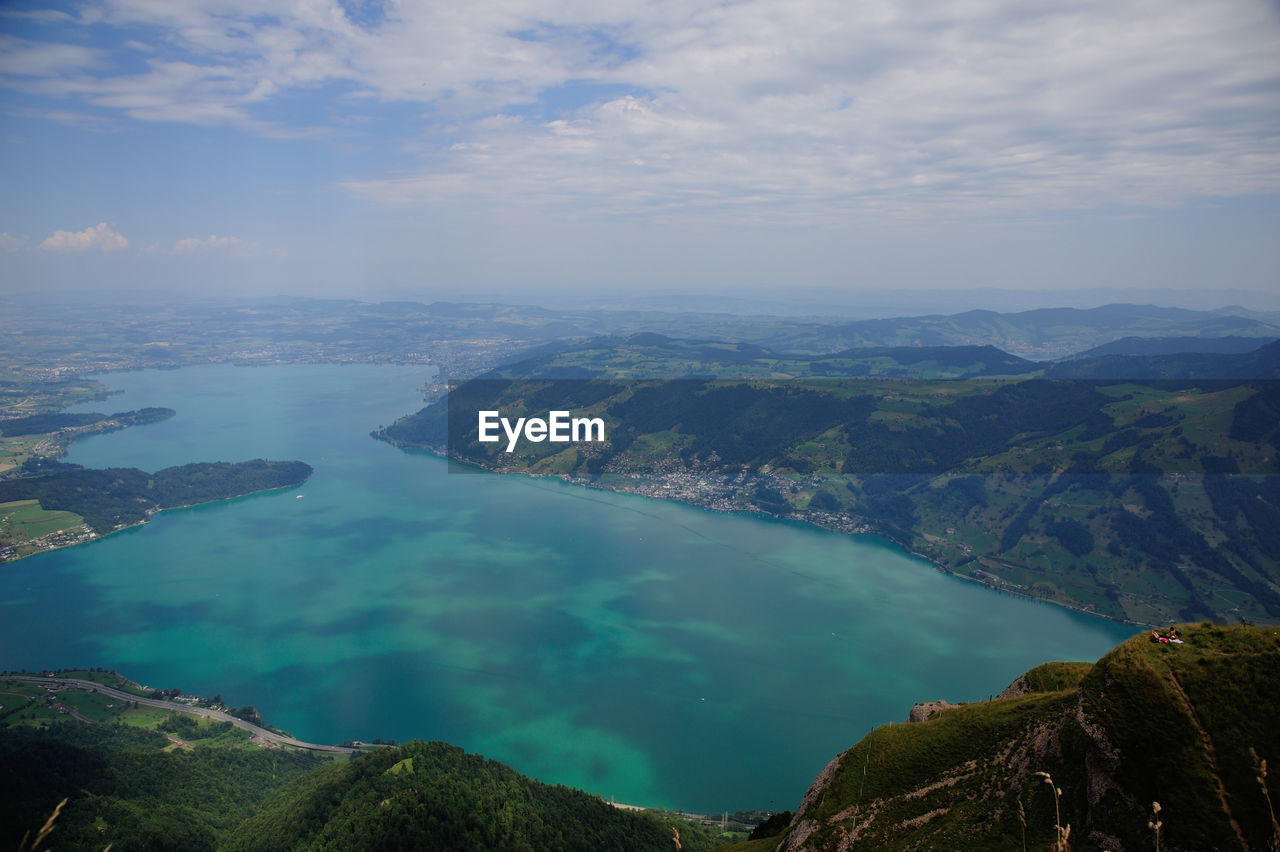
[761,624,1280,851]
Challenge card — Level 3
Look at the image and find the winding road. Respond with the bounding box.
[5,676,357,754]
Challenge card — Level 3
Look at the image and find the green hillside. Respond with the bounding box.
[0,679,730,851]
[490,335,1040,380]
[224,740,724,852]
[377,339,1280,625]
[0,736,731,851]
[0,459,312,540]
[749,623,1280,852]
[0,722,329,850]
[823,305,1280,360]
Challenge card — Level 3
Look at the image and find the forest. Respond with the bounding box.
[0,459,312,533]
[0,722,327,851]
[0,723,727,852]
[0,407,174,438]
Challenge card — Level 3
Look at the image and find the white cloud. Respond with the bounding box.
[6,106,117,130]
[4,0,1279,221]
[0,35,104,78]
[172,234,244,253]
[0,232,26,252]
[0,9,77,25]
[341,0,1280,220]
[37,222,128,252]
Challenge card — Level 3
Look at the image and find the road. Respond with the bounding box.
[6,676,357,754]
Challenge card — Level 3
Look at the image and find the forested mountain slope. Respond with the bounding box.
[379,338,1280,625]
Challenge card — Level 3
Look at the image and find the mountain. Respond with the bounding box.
[1046,340,1280,380]
[378,335,1280,626]
[223,740,720,852]
[818,304,1280,360]
[7,294,1280,377]
[756,622,1280,852]
[490,335,1040,380]
[1072,336,1280,358]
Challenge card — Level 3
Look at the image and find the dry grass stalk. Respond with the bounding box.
[1147,801,1162,852]
[1253,748,1280,851]
[1035,771,1071,852]
[17,798,66,851]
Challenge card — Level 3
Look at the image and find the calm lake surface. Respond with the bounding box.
[1,364,1133,811]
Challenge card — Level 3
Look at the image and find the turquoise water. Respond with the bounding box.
[1,365,1133,811]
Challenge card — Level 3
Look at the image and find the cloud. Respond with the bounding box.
[0,9,77,25]
[0,232,26,252]
[0,35,103,78]
[5,105,117,130]
[4,0,1279,222]
[172,234,244,253]
[37,222,128,252]
[343,0,1280,220]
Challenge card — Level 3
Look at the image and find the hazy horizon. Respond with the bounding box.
[5,282,1280,321]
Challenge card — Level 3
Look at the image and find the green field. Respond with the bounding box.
[0,435,38,475]
[0,372,117,472]
[0,499,82,538]
[54,668,154,696]
[0,676,251,750]
[0,499,85,558]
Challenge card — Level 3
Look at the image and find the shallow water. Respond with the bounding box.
[0,364,1133,811]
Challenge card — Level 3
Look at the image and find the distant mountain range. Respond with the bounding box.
[4,295,1279,374]
[487,333,1280,381]
[812,304,1280,360]
[1072,335,1280,358]
[1046,339,1280,380]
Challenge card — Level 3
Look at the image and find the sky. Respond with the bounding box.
[1,0,1278,309]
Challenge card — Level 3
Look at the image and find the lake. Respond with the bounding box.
[0,364,1133,812]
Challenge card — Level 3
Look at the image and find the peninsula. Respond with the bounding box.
[0,459,312,562]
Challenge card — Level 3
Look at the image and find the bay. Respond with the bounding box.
[0,364,1133,812]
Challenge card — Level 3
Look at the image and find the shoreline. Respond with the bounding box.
[2,673,357,753]
[381,434,1149,629]
[3,394,308,564]
[0,480,308,565]
[4,670,773,824]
